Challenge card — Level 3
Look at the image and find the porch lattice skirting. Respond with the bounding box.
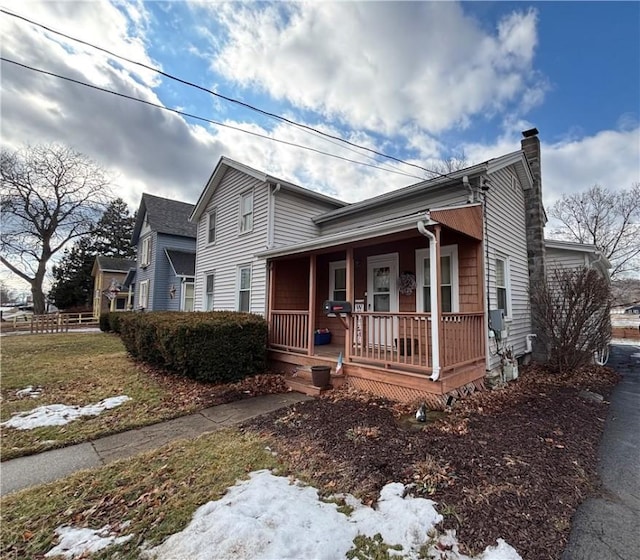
[345,377,485,410]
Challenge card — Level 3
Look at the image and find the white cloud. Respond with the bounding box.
[462,127,640,207]
[209,3,544,135]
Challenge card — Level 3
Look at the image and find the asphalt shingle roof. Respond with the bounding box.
[95,256,136,272]
[165,249,196,277]
[132,193,197,243]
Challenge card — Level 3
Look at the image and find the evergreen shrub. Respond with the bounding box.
[117,311,268,383]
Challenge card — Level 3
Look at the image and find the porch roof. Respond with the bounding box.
[257,203,482,259]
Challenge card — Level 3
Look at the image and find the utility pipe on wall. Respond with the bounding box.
[417,216,441,381]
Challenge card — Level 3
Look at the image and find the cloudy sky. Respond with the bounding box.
[1,1,639,214]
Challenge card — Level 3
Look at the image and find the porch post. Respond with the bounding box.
[267,260,275,330]
[307,254,316,356]
[345,247,354,363]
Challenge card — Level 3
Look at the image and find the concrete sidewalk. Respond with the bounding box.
[0,392,310,496]
[563,342,640,560]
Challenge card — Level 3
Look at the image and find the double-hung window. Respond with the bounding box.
[415,246,458,313]
[329,261,347,301]
[141,237,151,267]
[139,279,149,309]
[495,257,510,316]
[182,278,195,312]
[205,273,214,311]
[207,210,216,245]
[239,191,253,233]
[238,265,251,312]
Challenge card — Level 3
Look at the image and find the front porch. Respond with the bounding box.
[265,206,488,407]
[269,312,486,407]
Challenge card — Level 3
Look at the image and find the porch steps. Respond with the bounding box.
[285,365,346,397]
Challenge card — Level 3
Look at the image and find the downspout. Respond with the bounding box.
[462,175,473,203]
[417,215,440,381]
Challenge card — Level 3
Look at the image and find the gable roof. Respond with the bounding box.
[92,256,136,277]
[190,156,346,222]
[313,150,534,225]
[165,249,196,277]
[132,194,197,244]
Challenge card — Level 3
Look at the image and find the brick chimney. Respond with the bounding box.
[521,128,547,362]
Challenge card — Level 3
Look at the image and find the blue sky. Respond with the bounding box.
[1,1,638,220]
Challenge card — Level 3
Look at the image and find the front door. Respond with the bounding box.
[367,254,399,348]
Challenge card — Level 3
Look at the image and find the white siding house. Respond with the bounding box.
[190,157,345,314]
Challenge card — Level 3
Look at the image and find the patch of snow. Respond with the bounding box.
[16,385,42,398]
[142,470,521,560]
[45,525,133,558]
[1,396,131,430]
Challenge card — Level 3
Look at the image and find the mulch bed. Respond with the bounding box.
[242,363,620,560]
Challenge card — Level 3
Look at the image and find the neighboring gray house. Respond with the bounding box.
[544,239,610,277]
[131,194,197,311]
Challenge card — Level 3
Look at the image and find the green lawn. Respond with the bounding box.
[1,333,205,460]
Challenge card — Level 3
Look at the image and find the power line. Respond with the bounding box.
[0,7,450,180]
[0,57,427,181]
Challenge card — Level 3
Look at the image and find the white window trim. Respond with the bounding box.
[495,256,511,319]
[204,272,215,311]
[207,209,217,245]
[237,264,251,312]
[239,190,254,234]
[141,236,151,267]
[139,279,149,309]
[328,260,346,301]
[415,245,459,313]
[181,278,195,312]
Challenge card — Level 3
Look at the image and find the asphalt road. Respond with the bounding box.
[563,342,640,560]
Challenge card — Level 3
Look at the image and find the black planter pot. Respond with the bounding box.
[311,365,331,388]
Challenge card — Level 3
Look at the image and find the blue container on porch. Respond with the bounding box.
[314,330,332,345]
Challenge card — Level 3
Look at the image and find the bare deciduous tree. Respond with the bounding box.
[531,266,611,373]
[426,150,469,178]
[548,183,640,279]
[1,144,112,314]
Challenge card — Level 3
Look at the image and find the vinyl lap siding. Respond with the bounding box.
[153,235,196,311]
[484,167,530,370]
[546,248,589,271]
[273,190,336,246]
[319,187,468,235]
[194,169,269,314]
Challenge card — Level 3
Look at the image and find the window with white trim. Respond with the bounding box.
[238,265,251,312]
[329,260,346,301]
[495,257,510,316]
[141,236,151,267]
[239,191,253,233]
[182,278,194,311]
[415,246,459,313]
[207,210,216,244]
[205,273,214,311]
[139,279,149,309]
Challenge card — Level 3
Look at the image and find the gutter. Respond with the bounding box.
[417,214,441,381]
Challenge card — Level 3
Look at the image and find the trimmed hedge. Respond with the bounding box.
[99,313,110,332]
[117,311,268,383]
[99,312,130,334]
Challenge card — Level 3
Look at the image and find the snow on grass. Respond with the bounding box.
[16,385,42,398]
[142,470,521,560]
[1,396,131,430]
[45,525,132,558]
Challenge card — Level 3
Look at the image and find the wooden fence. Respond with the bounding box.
[0,312,99,334]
